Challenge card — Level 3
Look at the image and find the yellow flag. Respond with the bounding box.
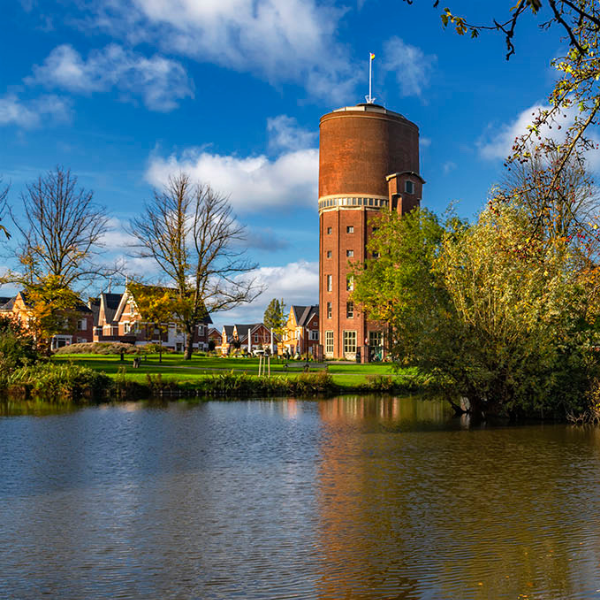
[370,53,375,60]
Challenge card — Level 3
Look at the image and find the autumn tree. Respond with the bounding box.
[129,173,261,360]
[2,167,110,350]
[408,1,600,205]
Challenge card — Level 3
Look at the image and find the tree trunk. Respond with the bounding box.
[184,324,194,360]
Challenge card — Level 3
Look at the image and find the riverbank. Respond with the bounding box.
[0,354,434,403]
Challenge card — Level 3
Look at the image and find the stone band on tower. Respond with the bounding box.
[318,103,424,360]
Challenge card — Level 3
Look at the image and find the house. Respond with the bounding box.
[281,305,320,357]
[221,323,278,355]
[0,291,94,350]
[208,327,222,351]
[92,286,212,351]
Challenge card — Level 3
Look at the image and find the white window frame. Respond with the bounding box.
[343,330,357,355]
[325,331,334,355]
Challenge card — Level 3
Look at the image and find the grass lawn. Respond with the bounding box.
[51,353,407,389]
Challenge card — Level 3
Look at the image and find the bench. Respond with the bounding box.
[283,362,329,373]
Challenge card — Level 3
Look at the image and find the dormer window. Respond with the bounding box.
[405,180,415,194]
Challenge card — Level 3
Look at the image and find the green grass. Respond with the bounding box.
[51,353,405,388]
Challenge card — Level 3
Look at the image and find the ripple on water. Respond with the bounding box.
[1,396,600,599]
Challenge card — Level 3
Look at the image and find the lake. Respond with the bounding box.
[2,395,600,599]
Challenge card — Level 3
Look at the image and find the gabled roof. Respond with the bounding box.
[102,292,123,324]
[0,296,14,310]
[291,304,319,327]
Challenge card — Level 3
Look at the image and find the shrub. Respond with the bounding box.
[54,342,138,355]
[8,363,111,402]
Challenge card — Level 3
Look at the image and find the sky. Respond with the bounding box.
[0,0,589,328]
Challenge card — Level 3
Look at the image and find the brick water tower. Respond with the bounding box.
[318,103,424,360]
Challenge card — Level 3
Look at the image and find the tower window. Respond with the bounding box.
[325,331,334,355]
[327,227,332,234]
[346,301,354,318]
[327,275,332,292]
[346,226,354,233]
[346,249,354,257]
[343,330,357,354]
[326,251,332,258]
[405,180,415,194]
[327,302,332,319]
[346,276,354,291]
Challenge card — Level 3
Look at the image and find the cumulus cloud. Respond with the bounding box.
[0,93,71,128]
[478,103,600,169]
[267,115,317,152]
[215,260,319,325]
[77,0,356,103]
[146,115,318,212]
[382,36,436,98]
[27,44,194,112]
[443,161,457,175]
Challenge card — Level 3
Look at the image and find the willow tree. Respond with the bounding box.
[129,173,260,360]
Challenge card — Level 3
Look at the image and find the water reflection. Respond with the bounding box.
[2,395,600,599]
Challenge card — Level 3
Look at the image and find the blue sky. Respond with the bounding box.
[0,0,582,327]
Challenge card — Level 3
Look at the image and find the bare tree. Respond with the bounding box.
[2,167,110,349]
[8,166,110,290]
[0,178,9,240]
[129,173,261,360]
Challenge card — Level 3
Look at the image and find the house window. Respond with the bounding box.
[346,249,354,258]
[369,330,384,347]
[372,251,379,258]
[124,322,131,334]
[327,227,332,234]
[325,331,334,355]
[346,226,354,233]
[326,251,332,258]
[327,302,332,319]
[198,325,205,336]
[254,334,259,343]
[405,180,415,194]
[346,301,354,318]
[309,330,319,341]
[346,276,354,291]
[77,318,87,331]
[343,330,357,354]
[326,275,332,292]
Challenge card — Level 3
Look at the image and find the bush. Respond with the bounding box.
[54,342,139,355]
[7,362,111,402]
[0,315,38,376]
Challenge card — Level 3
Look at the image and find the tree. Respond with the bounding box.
[2,167,109,350]
[129,173,261,360]
[0,178,9,240]
[126,282,174,363]
[407,1,600,200]
[0,314,37,373]
[263,298,286,331]
[353,156,600,419]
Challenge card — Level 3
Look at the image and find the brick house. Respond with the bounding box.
[221,323,278,355]
[0,291,94,350]
[91,287,212,351]
[281,305,320,358]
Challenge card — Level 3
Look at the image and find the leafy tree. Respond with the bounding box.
[407,1,600,196]
[126,283,174,363]
[354,156,600,419]
[129,173,261,360]
[263,298,286,332]
[0,314,37,373]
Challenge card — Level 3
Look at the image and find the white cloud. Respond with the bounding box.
[382,36,436,98]
[79,0,355,103]
[214,259,318,326]
[27,44,194,112]
[443,161,457,175]
[0,93,71,128]
[478,103,600,169]
[267,115,317,152]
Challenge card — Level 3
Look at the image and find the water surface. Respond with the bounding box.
[1,396,600,599]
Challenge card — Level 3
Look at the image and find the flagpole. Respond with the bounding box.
[366,53,375,104]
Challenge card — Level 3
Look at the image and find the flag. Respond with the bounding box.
[370,53,375,60]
